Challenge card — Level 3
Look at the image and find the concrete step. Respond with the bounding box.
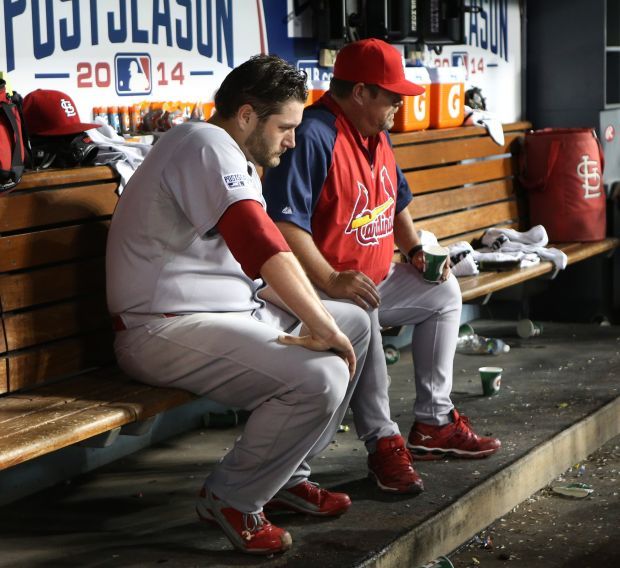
[362,396,620,567]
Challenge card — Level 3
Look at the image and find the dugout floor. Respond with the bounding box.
[0,320,619,568]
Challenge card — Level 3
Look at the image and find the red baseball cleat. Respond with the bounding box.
[368,434,425,494]
[265,480,351,516]
[196,487,292,555]
[407,409,501,460]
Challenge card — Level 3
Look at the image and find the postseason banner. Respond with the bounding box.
[433,0,522,123]
[0,0,268,119]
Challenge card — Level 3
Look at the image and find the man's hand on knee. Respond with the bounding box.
[326,270,380,310]
[278,328,356,380]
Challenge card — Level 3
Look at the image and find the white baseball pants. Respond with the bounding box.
[351,262,463,450]
[113,299,371,513]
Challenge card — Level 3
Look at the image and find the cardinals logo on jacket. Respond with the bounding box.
[345,166,396,246]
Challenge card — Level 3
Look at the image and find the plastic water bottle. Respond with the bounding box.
[456,333,510,355]
[485,337,510,355]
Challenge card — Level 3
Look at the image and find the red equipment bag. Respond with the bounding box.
[520,128,606,242]
[0,79,26,193]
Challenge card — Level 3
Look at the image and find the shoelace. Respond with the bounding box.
[453,414,477,440]
[295,481,327,505]
[387,445,413,469]
[241,512,267,541]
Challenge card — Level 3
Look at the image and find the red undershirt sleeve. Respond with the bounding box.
[216,199,291,279]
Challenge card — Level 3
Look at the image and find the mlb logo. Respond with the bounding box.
[115,53,152,96]
[451,52,468,68]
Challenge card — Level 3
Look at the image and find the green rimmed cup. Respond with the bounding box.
[422,244,449,282]
[479,366,503,396]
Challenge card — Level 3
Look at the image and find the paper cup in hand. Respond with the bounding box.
[422,244,449,282]
[479,366,502,396]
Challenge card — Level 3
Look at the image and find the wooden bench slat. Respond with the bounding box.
[410,179,515,219]
[0,372,184,437]
[0,258,106,312]
[0,183,118,233]
[0,370,129,423]
[459,261,560,302]
[0,360,7,395]
[405,157,516,194]
[558,239,620,262]
[0,373,195,470]
[0,374,144,434]
[416,201,519,240]
[4,296,110,351]
[0,382,193,437]
[0,221,109,272]
[13,166,118,191]
[0,388,195,470]
[458,238,619,302]
[390,121,532,146]
[394,132,521,170]
[8,333,115,392]
[0,323,6,356]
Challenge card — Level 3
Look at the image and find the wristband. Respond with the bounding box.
[407,244,423,262]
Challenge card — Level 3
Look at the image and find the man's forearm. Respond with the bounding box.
[275,221,335,292]
[260,251,338,341]
[393,208,421,256]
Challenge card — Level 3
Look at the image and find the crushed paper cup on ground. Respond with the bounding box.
[551,482,593,498]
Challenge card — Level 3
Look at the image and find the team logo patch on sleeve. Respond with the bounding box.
[222,173,253,190]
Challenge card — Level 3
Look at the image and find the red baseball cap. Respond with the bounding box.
[23,89,101,136]
[333,38,425,96]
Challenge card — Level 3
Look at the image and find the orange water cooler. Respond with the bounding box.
[311,79,329,105]
[427,67,465,129]
[391,67,430,132]
[304,77,329,106]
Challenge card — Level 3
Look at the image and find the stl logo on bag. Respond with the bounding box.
[577,154,602,199]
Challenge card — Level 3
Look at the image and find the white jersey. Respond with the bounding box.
[106,121,264,316]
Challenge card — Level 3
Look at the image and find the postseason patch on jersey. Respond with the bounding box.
[222,172,253,191]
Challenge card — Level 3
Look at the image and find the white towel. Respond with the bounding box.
[482,225,548,247]
[481,225,568,270]
[448,241,479,276]
[417,230,439,247]
[473,249,541,269]
[87,118,152,193]
[463,106,505,146]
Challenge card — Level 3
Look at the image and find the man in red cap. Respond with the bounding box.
[263,38,501,495]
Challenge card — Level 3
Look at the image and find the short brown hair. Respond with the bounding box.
[215,55,308,120]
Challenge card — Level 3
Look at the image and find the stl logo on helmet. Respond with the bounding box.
[60,99,77,118]
[346,166,395,246]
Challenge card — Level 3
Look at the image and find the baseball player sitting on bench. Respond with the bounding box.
[263,39,501,495]
[106,55,372,556]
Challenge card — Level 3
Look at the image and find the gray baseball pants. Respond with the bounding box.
[350,262,463,451]
[113,299,371,513]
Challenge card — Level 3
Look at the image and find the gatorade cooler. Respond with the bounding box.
[391,67,430,132]
[311,79,329,105]
[427,66,465,129]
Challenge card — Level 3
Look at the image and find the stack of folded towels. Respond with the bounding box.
[418,226,568,277]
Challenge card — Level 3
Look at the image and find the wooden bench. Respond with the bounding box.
[391,121,619,304]
[0,121,617,474]
[0,167,195,471]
